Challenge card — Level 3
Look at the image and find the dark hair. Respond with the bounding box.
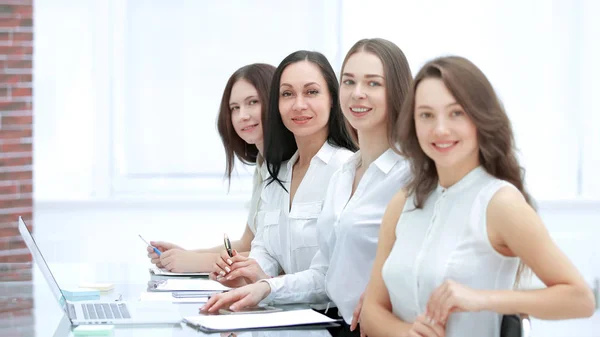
[341,38,413,145]
[216,63,276,183]
[264,50,358,190]
[396,56,533,284]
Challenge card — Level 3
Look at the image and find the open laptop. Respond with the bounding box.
[18,216,182,325]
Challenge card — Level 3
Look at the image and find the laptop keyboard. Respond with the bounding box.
[79,303,131,320]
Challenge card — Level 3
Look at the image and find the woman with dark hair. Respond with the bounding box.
[146,63,276,272]
[361,56,595,337]
[208,50,357,288]
[202,39,413,337]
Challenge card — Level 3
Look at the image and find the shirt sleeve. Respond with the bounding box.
[261,240,332,305]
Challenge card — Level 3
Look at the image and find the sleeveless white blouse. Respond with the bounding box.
[382,166,520,337]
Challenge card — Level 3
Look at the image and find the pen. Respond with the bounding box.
[139,234,161,256]
[223,233,233,258]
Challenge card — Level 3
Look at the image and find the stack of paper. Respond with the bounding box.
[150,279,230,292]
[183,309,338,332]
[149,266,210,277]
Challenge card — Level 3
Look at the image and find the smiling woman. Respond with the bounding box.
[145,63,277,273]
[206,50,358,291]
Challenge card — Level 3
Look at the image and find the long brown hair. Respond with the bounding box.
[216,63,276,183]
[396,56,534,284]
[340,38,413,145]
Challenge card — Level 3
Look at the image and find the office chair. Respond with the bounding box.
[500,314,531,337]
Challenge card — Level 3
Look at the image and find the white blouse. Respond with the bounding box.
[246,162,267,234]
[263,149,410,324]
[249,142,353,278]
[382,166,521,337]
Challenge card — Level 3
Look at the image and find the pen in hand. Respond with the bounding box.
[223,233,233,258]
[139,234,162,256]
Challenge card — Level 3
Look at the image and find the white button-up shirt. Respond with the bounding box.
[249,142,354,278]
[246,162,267,234]
[263,149,410,324]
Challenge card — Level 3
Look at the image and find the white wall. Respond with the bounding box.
[33,0,600,335]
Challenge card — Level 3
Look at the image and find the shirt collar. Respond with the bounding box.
[287,141,337,169]
[436,165,487,194]
[342,148,403,175]
[373,148,403,174]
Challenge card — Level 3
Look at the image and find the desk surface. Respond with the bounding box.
[1,261,334,337]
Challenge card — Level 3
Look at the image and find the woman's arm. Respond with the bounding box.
[361,190,416,337]
[482,187,595,318]
[426,186,596,324]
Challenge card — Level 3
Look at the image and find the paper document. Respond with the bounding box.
[183,309,337,332]
[149,266,210,277]
[139,292,208,303]
[150,278,230,292]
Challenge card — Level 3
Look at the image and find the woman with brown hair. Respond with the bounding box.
[361,56,595,337]
[201,38,413,337]
[146,63,276,272]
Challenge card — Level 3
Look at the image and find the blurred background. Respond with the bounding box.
[1,0,599,336]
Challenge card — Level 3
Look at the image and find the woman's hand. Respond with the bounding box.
[407,314,445,337]
[426,279,487,325]
[350,292,366,337]
[159,249,202,273]
[147,241,183,268]
[201,282,272,313]
[210,249,269,287]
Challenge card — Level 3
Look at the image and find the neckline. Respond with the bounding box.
[435,166,487,195]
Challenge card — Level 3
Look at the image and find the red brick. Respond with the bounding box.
[18,183,30,194]
[0,185,17,194]
[0,222,32,237]
[0,101,30,111]
[0,253,32,263]
[11,32,31,42]
[0,87,7,97]
[0,18,19,29]
[0,129,32,139]
[0,212,31,225]
[0,157,32,166]
[0,143,32,152]
[19,17,32,27]
[0,268,32,282]
[6,59,31,69]
[1,115,32,125]
[0,45,32,56]
[0,74,31,84]
[0,31,8,41]
[0,171,32,180]
[0,199,32,209]
[10,87,31,97]
[14,6,32,16]
[0,236,25,250]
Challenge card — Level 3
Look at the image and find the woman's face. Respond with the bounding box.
[229,79,263,146]
[278,61,330,139]
[414,78,479,170]
[340,51,388,133]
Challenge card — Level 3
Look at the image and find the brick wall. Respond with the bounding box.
[0,0,34,335]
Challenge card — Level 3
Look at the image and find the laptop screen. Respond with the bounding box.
[17,217,69,315]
